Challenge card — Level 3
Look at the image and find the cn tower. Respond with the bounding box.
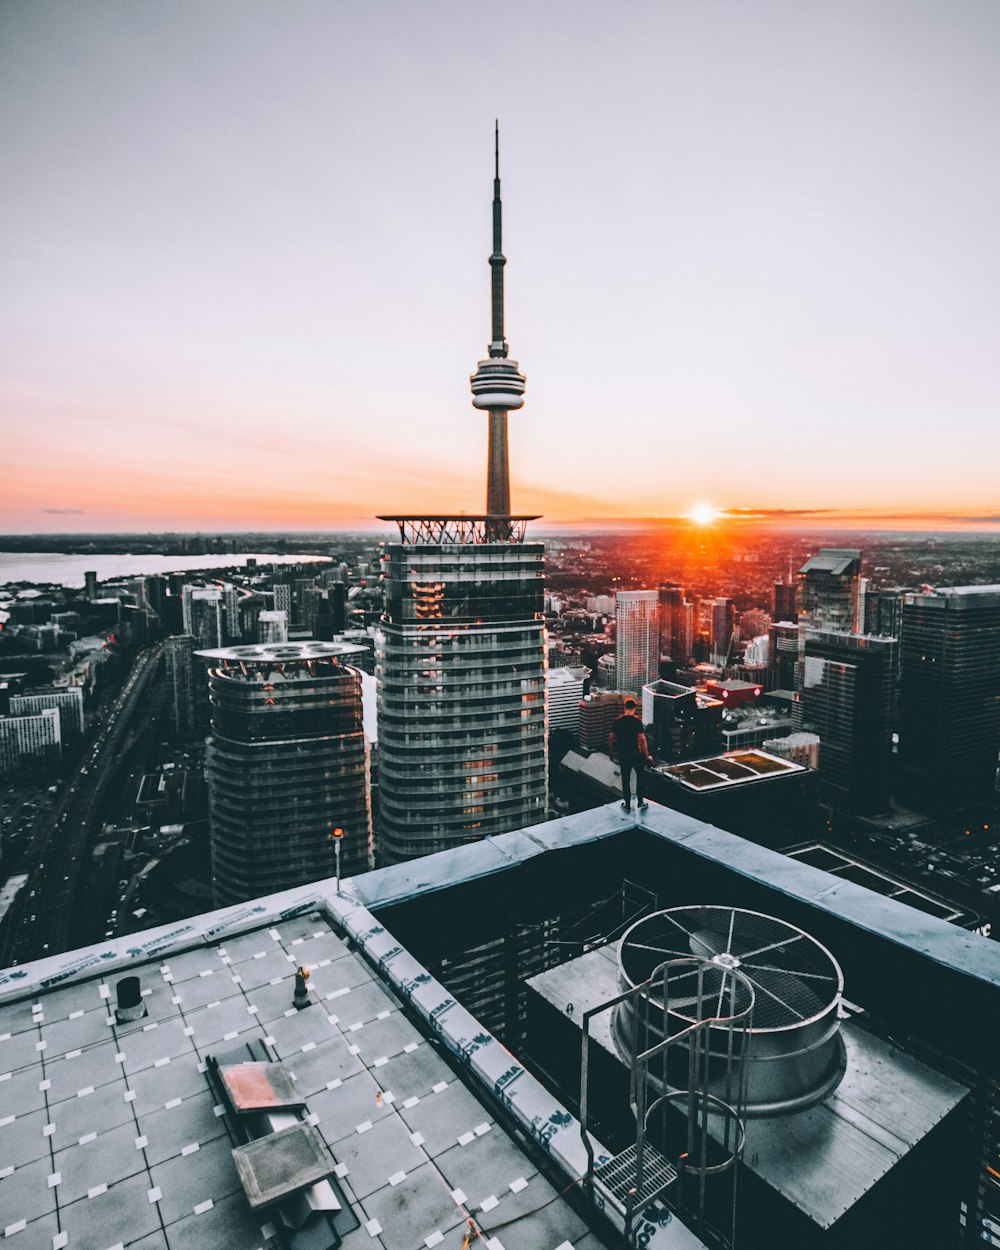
[470,122,526,524]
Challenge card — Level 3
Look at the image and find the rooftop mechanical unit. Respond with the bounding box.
[613,906,845,1116]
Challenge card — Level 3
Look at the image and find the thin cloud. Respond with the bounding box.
[39,508,85,515]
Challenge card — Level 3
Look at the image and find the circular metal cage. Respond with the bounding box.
[614,906,846,1116]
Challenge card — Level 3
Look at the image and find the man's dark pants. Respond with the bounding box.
[620,755,645,805]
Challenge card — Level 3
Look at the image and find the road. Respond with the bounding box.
[0,645,163,967]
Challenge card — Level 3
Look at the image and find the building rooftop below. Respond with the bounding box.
[527,945,967,1230]
[783,842,974,925]
[194,641,369,665]
[656,749,804,791]
[0,908,621,1250]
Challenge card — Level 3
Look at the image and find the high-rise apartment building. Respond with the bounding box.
[797,549,862,631]
[768,621,800,691]
[257,610,289,643]
[376,130,548,864]
[897,585,1000,816]
[273,582,293,625]
[377,520,547,862]
[164,635,198,738]
[547,665,587,739]
[9,688,84,738]
[658,583,685,660]
[0,707,61,777]
[706,597,736,666]
[773,580,797,622]
[222,584,241,642]
[578,691,626,751]
[200,641,372,906]
[615,591,660,695]
[800,630,897,815]
[181,585,225,648]
[863,587,906,639]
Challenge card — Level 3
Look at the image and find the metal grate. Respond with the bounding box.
[593,1142,678,1208]
[619,906,842,1032]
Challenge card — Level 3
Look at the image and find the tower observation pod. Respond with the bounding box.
[470,122,526,521]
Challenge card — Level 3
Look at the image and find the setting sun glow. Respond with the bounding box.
[688,504,722,526]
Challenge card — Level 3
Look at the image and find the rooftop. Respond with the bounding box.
[4,803,1000,1250]
[657,749,804,791]
[0,907,622,1250]
[377,517,539,545]
[194,642,370,665]
[783,842,974,924]
[797,550,861,576]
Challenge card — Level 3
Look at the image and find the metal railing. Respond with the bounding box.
[580,955,755,1248]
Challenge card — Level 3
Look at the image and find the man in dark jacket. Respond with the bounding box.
[608,697,653,810]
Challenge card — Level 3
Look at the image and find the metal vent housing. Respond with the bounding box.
[614,906,846,1115]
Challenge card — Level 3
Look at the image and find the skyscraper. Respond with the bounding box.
[615,590,660,695]
[257,609,289,643]
[164,634,198,738]
[706,596,736,666]
[376,129,548,863]
[658,583,685,660]
[773,580,797,622]
[797,549,862,632]
[181,585,224,648]
[201,641,372,906]
[800,630,897,815]
[897,585,1000,817]
[767,621,799,691]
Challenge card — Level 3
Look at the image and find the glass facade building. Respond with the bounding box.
[897,585,1000,816]
[800,630,897,815]
[200,642,372,906]
[615,590,660,696]
[376,528,548,862]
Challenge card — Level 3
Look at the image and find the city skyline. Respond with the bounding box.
[4,2,1000,533]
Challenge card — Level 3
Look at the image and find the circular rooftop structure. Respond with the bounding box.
[196,641,369,665]
[615,906,846,1116]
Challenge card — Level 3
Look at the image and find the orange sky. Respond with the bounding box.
[4,4,1000,535]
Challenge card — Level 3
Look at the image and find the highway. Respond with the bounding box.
[0,645,163,967]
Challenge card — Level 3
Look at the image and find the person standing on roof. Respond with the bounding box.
[608,697,653,810]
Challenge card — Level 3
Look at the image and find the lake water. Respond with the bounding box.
[0,552,331,589]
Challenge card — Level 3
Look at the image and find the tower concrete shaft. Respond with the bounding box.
[487,411,511,516]
[470,123,525,522]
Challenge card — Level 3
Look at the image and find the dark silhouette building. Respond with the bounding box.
[773,579,797,621]
[897,585,1000,817]
[800,630,897,816]
[641,679,723,762]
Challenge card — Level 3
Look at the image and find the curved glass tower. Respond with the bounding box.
[199,641,372,905]
[376,521,547,861]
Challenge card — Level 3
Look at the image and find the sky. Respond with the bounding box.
[2,1,999,533]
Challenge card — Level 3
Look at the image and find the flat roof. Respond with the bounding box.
[798,550,861,575]
[783,842,971,924]
[6,803,1000,1247]
[194,641,369,664]
[528,947,967,1228]
[657,749,804,791]
[0,909,625,1250]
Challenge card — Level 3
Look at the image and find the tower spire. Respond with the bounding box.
[489,120,506,358]
[470,123,526,522]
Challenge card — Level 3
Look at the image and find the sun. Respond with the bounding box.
[688,503,722,526]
